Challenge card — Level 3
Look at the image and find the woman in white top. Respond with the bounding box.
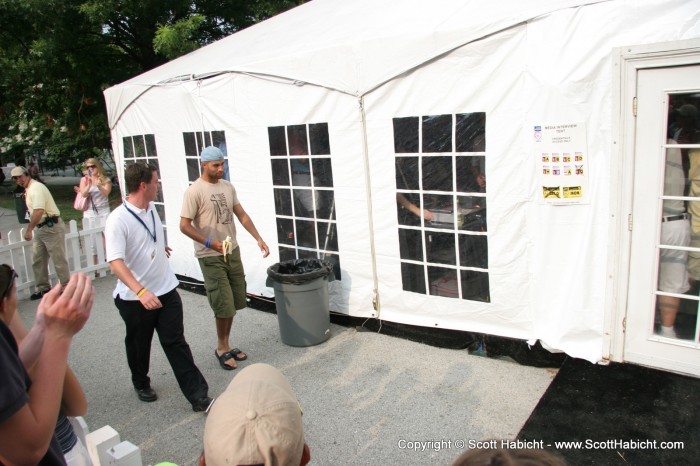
[76,158,112,263]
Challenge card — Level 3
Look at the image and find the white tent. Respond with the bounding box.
[104,0,700,372]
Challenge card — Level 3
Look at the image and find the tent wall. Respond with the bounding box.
[106,0,700,364]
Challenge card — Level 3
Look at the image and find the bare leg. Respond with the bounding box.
[215,317,236,368]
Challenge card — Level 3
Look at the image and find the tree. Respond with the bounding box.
[0,0,307,170]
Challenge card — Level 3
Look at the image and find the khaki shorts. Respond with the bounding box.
[198,247,247,318]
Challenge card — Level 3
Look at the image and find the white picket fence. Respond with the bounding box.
[0,216,111,299]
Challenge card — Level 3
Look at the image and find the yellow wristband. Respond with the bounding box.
[137,288,147,298]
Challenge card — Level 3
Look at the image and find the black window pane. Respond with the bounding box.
[279,246,296,262]
[317,221,338,252]
[145,134,157,157]
[196,132,205,155]
[457,195,486,211]
[123,137,134,159]
[460,205,487,232]
[149,159,160,174]
[401,262,426,293]
[295,220,316,248]
[287,125,308,155]
[316,191,335,220]
[393,117,419,153]
[422,114,452,153]
[155,204,165,222]
[293,189,315,218]
[183,133,197,156]
[298,249,318,259]
[428,267,458,298]
[186,159,200,182]
[422,156,453,192]
[459,234,488,269]
[133,135,146,157]
[312,158,333,187]
[322,253,341,281]
[397,193,422,226]
[291,160,311,186]
[423,194,454,226]
[156,182,164,202]
[461,270,490,302]
[274,188,293,216]
[268,127,287,156]
[425,231,456,265]
[399,228,423,261]
[271,159,290,186]
[456,156,486,193]
[309,123,330,155]
[396,157,419,190]
[456,113,486,152]
[211,131,226,149]
[276,218,295,246]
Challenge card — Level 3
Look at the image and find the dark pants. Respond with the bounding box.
[115,288,208,404]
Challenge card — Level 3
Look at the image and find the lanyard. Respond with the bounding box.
[124,205,157,243]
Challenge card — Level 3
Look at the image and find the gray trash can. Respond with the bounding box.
[266,259,335,347]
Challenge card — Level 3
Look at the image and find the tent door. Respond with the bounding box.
[623,63,700,376]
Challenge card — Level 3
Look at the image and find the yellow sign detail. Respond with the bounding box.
[563,186,582,198]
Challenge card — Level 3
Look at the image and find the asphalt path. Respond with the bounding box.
[5,177,555,466]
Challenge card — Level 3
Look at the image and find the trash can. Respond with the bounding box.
[266,259,335,347]
[14,186,29,224]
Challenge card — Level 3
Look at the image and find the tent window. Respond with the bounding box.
[182,131,230,182]
[394,112,489,302]
[268,123,341,280]
[122,134,167,242]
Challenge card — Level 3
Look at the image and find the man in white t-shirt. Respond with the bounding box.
[105,163,212,411]
[180,146,269,371]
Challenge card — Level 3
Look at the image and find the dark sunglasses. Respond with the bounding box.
[86,165,96,169]
[0,264,18,301]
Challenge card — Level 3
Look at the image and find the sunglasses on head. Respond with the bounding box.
[0,264,18,301]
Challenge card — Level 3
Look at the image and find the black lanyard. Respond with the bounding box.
[124,204,157,243]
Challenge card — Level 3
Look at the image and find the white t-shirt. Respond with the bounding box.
[105,200,178,299]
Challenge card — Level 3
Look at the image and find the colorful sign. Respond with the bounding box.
[534,122,589,204]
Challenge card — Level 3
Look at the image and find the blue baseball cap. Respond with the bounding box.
[201,146,224,162]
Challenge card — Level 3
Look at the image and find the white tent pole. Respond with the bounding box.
[359,95,380,317]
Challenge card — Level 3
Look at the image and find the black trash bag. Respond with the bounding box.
[266,259,335,285]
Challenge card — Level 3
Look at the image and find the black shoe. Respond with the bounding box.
[135,387,157,402]
[192,396,214,413]
[30,290,47,300]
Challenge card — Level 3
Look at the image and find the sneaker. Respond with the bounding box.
[30,290,47,300]
[192,396,214,413]
[135,387,157,402]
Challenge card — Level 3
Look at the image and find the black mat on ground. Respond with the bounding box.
[518,357,699,465]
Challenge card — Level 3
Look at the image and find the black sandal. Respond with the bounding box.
[230,348,248,361]
[214,349,236,370]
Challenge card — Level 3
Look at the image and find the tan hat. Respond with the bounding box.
[10,166,26,177]
[204,363,304,466]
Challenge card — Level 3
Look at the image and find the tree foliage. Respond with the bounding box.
[0,0,307,169]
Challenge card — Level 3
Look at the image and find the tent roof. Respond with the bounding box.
[104,0,607,127]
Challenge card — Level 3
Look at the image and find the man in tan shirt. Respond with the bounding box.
[180,146,269,370]
[12,166,70,299]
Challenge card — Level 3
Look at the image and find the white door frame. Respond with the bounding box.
[606,38,700,367]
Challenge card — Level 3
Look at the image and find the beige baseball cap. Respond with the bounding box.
[204,363,305,466]
[10,166,26,177]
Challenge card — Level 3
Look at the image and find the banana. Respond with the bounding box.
[222,235,233,260]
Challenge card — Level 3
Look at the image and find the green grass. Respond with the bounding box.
[0,181,122,229]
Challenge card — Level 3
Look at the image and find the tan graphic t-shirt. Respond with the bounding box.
[181,178,240,258]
